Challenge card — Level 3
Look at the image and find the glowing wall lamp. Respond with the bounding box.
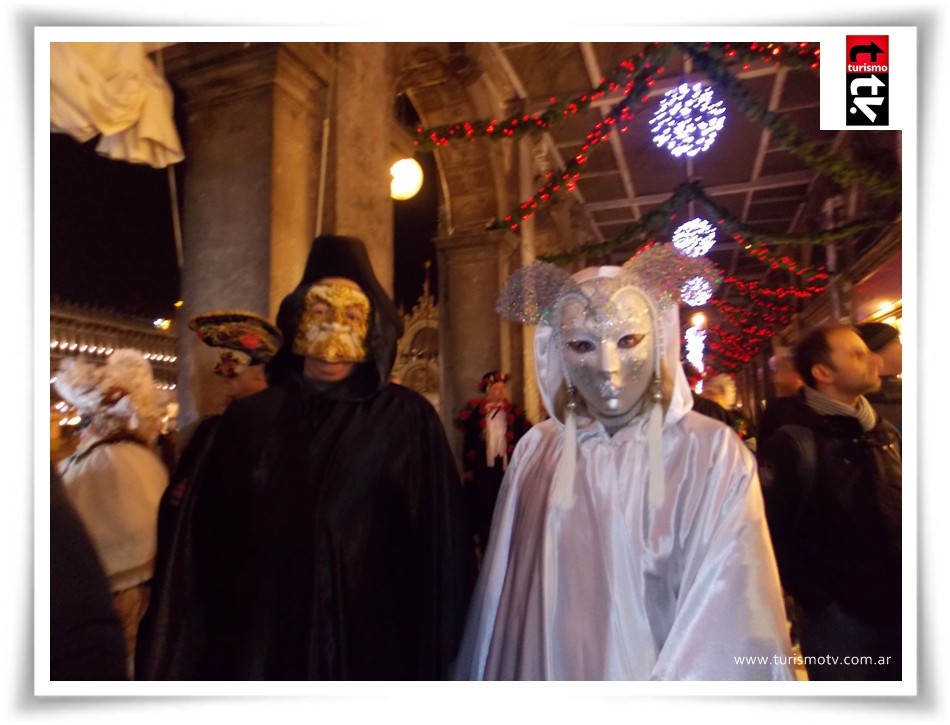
[390,158,424,200]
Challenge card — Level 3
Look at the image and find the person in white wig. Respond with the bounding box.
[54,348,169,675]
[452,245,794,680]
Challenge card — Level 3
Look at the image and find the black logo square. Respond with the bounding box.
[846,73,889,126]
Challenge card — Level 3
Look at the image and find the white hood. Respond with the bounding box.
[497,246,718,511]
[532,265,694,433]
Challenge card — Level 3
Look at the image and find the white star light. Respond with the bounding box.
[650,82,726,158]
[681,276,714,307]
[672,217,717,257]
[685,325,706,373]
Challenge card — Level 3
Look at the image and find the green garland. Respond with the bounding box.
[509,43,896,233]
[414,43,674,151]
[414,42,819,151]
[698,41,821,73]
[680,43,901,198]
[412,41,897,232]
[411,40,896,368]
[536,180,888,270]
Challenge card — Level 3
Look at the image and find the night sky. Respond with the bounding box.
[393,151,439,312]
[49,133,439,320]
[50,133,181,320]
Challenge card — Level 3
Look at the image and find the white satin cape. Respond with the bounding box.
[452,273,794,680]
[452,413,794,680]
[59,441,169,592]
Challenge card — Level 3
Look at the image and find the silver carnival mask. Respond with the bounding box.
[557,280,655,424]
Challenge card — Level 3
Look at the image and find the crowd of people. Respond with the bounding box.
[49,233,903,683]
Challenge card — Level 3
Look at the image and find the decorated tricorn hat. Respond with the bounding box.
[479,370,510,393]
[188,310,283,369]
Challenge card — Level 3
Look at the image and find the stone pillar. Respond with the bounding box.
[319,43,396,294]
[163,42,330,427]
[435,228,519,462]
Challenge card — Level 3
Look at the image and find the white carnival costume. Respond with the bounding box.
[453,246,794,680]
[54,349,169,671]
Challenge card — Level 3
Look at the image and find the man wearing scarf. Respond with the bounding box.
[137,235,475,680]
[757,323,902,681]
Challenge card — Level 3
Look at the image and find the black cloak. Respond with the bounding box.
[136,235,476,680]
[50,464,128,680]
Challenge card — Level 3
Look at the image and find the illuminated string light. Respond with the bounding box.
[673,217,717,257]
[650,82,726,158]
[685,325,706,373]
[681,276,714,306]
[52,339,173,363]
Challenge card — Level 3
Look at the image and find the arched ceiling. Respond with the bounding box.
[397,41,901,310]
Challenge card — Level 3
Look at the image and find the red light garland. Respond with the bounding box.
[408,41,898,375]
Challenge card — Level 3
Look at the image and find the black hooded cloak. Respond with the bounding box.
[136,235,476,680]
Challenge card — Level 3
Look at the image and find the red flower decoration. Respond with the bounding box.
[506,414,515,424]
[506,431,514,441]
[459,410,470,421]
[480,419,487,429]
[239,333,262,349]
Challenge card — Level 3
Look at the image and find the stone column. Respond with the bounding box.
[319,43,396,294]
[435,228,519,462]
[163,42,331,427]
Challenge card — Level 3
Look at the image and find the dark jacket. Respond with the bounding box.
[50,465,128,680]
[756,395,801,444]
[756,389,901,627]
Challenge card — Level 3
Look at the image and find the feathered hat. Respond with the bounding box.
[53,348,164,445]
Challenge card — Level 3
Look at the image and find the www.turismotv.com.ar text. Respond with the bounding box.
[734,654,893,667]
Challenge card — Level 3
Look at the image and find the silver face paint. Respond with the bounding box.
[558,281,655,425]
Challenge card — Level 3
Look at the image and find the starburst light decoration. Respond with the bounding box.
[681,276,714,307]
[650,82,726,158]
[672,217,718,257]
[685,325,706,374]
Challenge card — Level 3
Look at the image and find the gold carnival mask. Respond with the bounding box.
[292,283,371,363]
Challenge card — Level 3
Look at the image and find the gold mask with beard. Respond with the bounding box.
[292,283,371,363]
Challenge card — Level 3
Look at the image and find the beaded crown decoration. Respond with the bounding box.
[496,243,719,326]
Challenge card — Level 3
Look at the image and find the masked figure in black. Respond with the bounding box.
[137,235,476,680]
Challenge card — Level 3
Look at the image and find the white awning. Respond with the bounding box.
[50,42,184,169]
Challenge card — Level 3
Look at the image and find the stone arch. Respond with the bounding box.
[394,42,512,234]
[391,43,535,452]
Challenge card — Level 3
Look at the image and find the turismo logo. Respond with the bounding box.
[846,35,889,126]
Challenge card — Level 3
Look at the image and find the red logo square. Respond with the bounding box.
[846,35,889,71]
